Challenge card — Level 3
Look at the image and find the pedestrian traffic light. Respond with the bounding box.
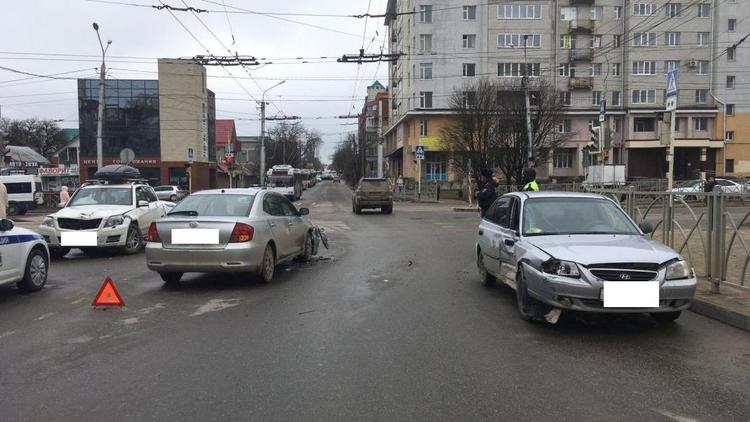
[587,125,603,155]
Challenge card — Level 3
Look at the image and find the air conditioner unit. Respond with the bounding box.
[688,59,697,68]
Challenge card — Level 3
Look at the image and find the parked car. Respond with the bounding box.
[0,175,44,216]
[332,173,341,183]
[715,178,743,193]
[0,218,49,292]
[145,188,317,284]
[671,178,742,200]
[154,185,187,202]
[352,178,393,214]
[476,192,697,323]
[38,181,171,258]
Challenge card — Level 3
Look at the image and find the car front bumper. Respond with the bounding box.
[37,224,132,248]
[145,242,264,273]
[523,265,697,313]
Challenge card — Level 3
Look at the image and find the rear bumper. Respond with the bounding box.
[145,242,263,273]
[355,199,393,209]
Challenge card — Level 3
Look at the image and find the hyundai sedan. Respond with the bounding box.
[476,192,697,323]
[145,189,316,284]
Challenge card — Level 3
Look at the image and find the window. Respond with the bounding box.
[698,3,710,18]
[592,91,602,105]
[664,60,680,73]
[462,63,476,77]
[666,2,682,17]
[463,34,476,49]
[725,131,735,142]
[553,148,575,169]
[633,61,657,75]
[419,34,432,52]
[612,63,621,76]
[614,6,622,19]
[697,32,710,46]
[695,89,708,103]
[727,75,736,89]
[634,117,656,132]
[729,19,737,31]
[498,62,540,77]
[612,118,621,133]
[560,7,575,20]
[591,63,602,76]
[485,197,511,225]
[463,91,477,107]
[632,89,656,104]
[697,60,709,75]
[695,117,708,131]
[613,34,621,48]
[728,46,736,61]
[726,159,735,173]
[591,7,603,20]
[419,119,428,136]
[633,3,657,16]
[559,91,571,106]
[560,34,577,49]
[5,182,32,194]
[498,33,540,48]
[612,91,621,106]
[419,5,432,23]
[665,32,681,46]
[497,4,541,19]
[558,119,572,133]
[591,35,602,48]
[559,64,576,77]
[463,5,476,20]
[419,63,433,79]
[633,32,657,47]
[727,104,735,116]
[419,91,433,108]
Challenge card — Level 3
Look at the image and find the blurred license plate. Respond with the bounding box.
[602,282,659,308]
[61,232,97,246]
[172,229,219,245]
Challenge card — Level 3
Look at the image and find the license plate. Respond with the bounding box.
[171,229,219,245]
[61,232,97,247]
[602,282,659,308]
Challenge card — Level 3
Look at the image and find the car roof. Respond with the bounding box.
[192,188,262,196]
[508,191,612,200]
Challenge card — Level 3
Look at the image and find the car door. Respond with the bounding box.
[0,229,22,283]
[498,197,522,285]
[477,197,512,277]
[279,196,306,255]
[145,186,167,219]
[262,194,293,258]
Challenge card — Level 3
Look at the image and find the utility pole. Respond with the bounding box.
[259,80,286,186]
[522,35,534,167]
[92,23,111,171]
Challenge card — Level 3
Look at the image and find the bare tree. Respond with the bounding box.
[0,118,66,158]
[331,132,362,185]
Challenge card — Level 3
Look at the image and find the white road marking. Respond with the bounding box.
[70,297,86,305]
[653,409,700,422]
[121,317,140,326]
[136,303,166,315]
[0,331,16,340]
[35,312,55,321]
[191,298,240,316]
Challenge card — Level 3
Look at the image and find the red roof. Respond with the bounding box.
[215,119,237,146]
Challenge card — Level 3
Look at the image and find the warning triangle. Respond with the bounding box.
[92,276,125,307]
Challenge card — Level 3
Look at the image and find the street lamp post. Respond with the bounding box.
[259,80,286,186]
[92,23,111,171]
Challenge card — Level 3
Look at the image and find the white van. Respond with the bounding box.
[0,175,44,215]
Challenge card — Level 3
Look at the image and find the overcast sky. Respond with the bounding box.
[0,0,389,162]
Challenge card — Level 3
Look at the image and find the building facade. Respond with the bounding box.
[358,81,389,178]
[384,0,733,182]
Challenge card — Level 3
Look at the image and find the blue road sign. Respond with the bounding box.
[666,69,680,97]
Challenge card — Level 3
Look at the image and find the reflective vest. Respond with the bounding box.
[523,180,540,192]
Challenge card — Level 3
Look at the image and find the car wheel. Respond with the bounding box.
[384,206,393,214]
[18,209,27,216]
[477,251,496,287]
[7,202,19,216]
[651,311,682,323]
[160,272,183,284]
[122,224,143,255]
[516,264,551,322]
[300,232,313,262]
[259,244,275,283]
[355,206,362,215]
[49,247,71,259]
[17,248,48,292]
[169,194,177,201]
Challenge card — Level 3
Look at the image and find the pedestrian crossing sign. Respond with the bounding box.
[415,145,425,160]
[666,69,679,97]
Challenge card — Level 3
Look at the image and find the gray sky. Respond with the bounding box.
[0,0,389,162]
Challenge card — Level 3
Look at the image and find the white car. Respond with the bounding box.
[0,219,49,292]
[671,178,742,200]
[154,185,187,202]
[38,181,172,258]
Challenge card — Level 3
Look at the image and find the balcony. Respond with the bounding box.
[568,77,594,90]
[569,48,594,62]
[570,0,595,4]
[568,19,594,34]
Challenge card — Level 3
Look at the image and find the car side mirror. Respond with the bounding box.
[638,222,653,234]
[0,219,14,231]
[298,208,310,216]
[138,200,149,207]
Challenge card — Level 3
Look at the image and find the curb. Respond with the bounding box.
[689,299,750,332]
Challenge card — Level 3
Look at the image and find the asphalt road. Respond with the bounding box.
[2,182,750,421]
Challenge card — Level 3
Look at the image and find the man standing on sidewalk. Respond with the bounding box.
[475,169,497,218]
[0,181,7,219]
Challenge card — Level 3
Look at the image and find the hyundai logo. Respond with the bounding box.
[189,222,198,228]
[619,273,631,281]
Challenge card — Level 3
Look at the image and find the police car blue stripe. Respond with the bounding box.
[0,234,43,245]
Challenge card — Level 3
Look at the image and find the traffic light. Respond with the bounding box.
[587,125,603,155]
[226,155,233,165]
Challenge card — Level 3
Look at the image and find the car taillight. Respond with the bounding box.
[146,222,160,242]
[229,223,254,243]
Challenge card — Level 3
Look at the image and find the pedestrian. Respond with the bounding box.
[475,168,497,218]
[436,182,441,201]
[704,175,717,193]
[521,167,539,192]
[0,181,7,219]
[59,185,71,207]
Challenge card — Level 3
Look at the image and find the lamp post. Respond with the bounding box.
[92,22,111,171]
[259,80,286,186]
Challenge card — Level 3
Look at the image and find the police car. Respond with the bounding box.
[0,219,49,292]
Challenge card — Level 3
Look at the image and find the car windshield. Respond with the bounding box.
[154,186,173,192]
[360,180,388,191]
[523,197,639,236]
[168,194,255,217]
[68,187,132,206]
[268,176,292,187]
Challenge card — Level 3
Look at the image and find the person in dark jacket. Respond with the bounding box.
[703,175,717,193]
[475,169,497,217]
[520,167,539,192]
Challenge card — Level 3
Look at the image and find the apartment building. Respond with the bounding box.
[357,81,388,177]
[384,0,728,182]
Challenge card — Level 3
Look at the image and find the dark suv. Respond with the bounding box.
[352,178,393,214]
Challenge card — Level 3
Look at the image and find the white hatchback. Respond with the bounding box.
[0,219,49,292]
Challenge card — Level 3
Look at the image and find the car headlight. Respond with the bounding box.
[104,215,126,228]
[542,259,580,278]
[666,260,692,280]
[42,216,55,227]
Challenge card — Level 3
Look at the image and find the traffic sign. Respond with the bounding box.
[224,152,234,158]
[599,100,606,122]
[119,148,135,165]
[666,69,680,111]
[92,276,125,307]
[187,147,194,164]
[415,145,425,160]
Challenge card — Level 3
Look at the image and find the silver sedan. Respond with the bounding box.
[145,189,315,284]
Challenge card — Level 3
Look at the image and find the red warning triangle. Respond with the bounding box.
[92,276,125,307]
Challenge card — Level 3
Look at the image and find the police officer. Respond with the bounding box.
[521,167,539,192]
[475,168,497,217]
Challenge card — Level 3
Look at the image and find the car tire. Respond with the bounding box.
[169,195,177,201]
[160,272,183,284]
[384,206,393,214]
[651,311,682,323]
[49,247,71,260]
[17,248,48,292]
[516,264,551,322]
[299,232,313,262]
[477,250,496,287]
[259,244,275,283]
[18,209,27,216]
[121,223,143,255]
[7,202,19,216]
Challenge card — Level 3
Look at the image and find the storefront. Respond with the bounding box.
[38,166,80,191]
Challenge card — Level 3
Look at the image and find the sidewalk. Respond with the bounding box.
[691,278,750,332]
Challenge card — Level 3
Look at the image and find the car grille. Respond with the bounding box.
[589,269,657,281]
[58,218,102,230]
